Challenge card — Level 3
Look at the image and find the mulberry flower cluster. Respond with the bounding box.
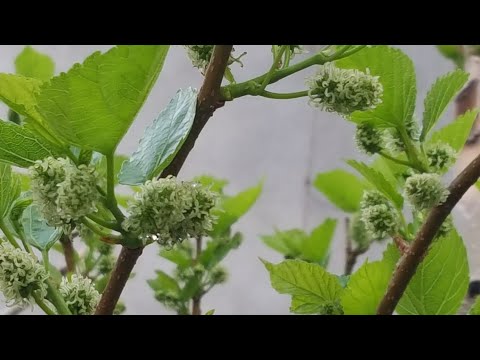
[0,242,48,306]
[426,143,457,174]
[59,275,100,315]
[404,173,449,210]
[306,63,383,116]
[29,157,99,227]
[122,176,218,247]
[359,191,398,240]
[184,45,241,73]
[355,122,384,155]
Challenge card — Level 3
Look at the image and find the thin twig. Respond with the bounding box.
[192,236,202,315]
[94,45,234,316]
[344,218,367,275]
[59,233,75,274]
[377,152,480,315]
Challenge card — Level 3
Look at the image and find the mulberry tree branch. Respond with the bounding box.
[94,45,234,315]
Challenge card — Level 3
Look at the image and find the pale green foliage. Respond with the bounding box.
[263,259,344,315]
[119,87,197,185]
[22,205,62,251]
[404,173,449,210]
[0,164,21,220]
[123,176,218,247]
[0,242,48,306]
[314,169,366,213]
[306,63,383,116]
[59,275,100,315]
[36,45,170,154]
[15,46,55,82]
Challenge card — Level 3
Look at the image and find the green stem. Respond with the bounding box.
[87,214,121,231]
[46,279,71,315]
[80,218,112,238]
[398,128,426,172]
[260,90,309,100]
[221,45,366,101]
[379,152,417,168]
[16,231,35,257]
[105,153,125,224]
[42,250,50,271]
[0,220,20,248]
[33,292,56,315]
[260,46,288,91]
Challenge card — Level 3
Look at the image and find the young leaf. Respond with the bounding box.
[313,170,366,213]
[211,180,263,237]
[261,229,306,258]
[0,121,59,168]
[0,164,21,219]
[199,233,242,270]
[347,160,403,208]
[335,46,416,128]
[263,259,344,315]
[147,270,180,294]
[341,259,394,315]
[160,247,192,269]
[36,45,170,154]
[397,229,469,315]
[21,204,62,251]
[9,194,33,237]
[420,70,468,140]
[301,219,337,263]
[205,309,215,315]
[119,87,198,185]
[427,110,479,152]
[15,46,55,81]
[193,175,229,194]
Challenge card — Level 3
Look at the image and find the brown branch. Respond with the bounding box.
[377,153,480,315]
[192,236,202,315]
[59,233,75,274]
[94,45,234,315]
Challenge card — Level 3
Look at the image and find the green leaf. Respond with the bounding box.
[205,309,215,315]
[347,160,403,208]
[9,193,33,237]
[341,259,394,315]
[147,270,180,294]
[119,87,197,185]
[21,204,62,251]
[0,121,59,168]
[0,164,21,220]
[301,219,337,263]
[421,70,468,141]
[313,170,366,213]
[36,45,170,154]
[211,180,263,236]
[427,110,479,152]
[371,156,408,189]
[160,247,192,269]
[15,46,55,82]
[263,259,344,315]
[335,46,416,128]
[199,232,242,270]
[397,229,469,315]
[261,229,306,258]
[468,297,480,315]
[193,175,229,194]
[436,45,464,68]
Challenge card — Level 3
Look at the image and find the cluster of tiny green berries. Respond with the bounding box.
[359,191,398,240]
[382,119,420,154]
[29,157,98,227]
[184,45,241,73]
[355,123,384,155]
[426,143,457,174]
[123,176,218,247]
[404,173,449,210]
[59,275,100,315]
[0,242,48,306]
[306,63,383,116]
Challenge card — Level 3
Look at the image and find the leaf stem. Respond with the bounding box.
[33,291,56,315]
[41,250,50,271]
[46,279,71,315]
[0,220,20,249]
[192,236,203,315]
[260,46,288,91]
[379,152,417,169]
[86,214,121,231]
[260,90,309,100]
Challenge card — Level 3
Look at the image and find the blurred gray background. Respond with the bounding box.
[0,45,460,314]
